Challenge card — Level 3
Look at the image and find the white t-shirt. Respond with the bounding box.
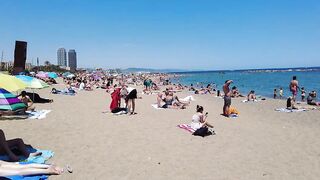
[79,82,85,90]
[126,87,135,93]
[190,113,203,130]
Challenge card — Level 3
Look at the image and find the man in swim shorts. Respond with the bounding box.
[289,76,299,101]
[223,80,233,117]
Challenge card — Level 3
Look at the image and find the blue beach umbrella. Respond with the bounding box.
[62,72,72,77]
[47,72,58,79]
[15,75,49,89]
[0,88,26,111]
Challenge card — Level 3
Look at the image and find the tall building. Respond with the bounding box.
[68,49,77,72]
[57,48,67,66]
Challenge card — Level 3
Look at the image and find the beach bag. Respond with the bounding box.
[193,127,211,137]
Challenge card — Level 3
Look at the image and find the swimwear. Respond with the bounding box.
[224,96,231,106]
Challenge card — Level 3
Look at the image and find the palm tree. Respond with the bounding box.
[44,61,51,66]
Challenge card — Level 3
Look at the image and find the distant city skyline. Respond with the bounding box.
[0,0,319,70]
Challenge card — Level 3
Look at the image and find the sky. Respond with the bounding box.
[0,0,319,70]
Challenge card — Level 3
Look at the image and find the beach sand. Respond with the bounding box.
[1,81,320,180]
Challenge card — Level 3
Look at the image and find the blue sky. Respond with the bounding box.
[0,0,319,70]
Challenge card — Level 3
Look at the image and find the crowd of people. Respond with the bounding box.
[1,70,319,178]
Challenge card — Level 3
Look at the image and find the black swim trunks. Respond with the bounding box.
[224,96,231,106]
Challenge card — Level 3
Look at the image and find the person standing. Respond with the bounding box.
[223,80,233,117]
[289,76,299,101]
[121,85,138,115]
[301,87,306,102]
[279,88,283,99]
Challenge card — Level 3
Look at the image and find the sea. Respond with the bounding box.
[170,71,320,99]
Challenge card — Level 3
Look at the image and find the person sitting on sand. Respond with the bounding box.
[18,91,35,111]
[0,129,42,162]
[157,92,187,109]
[307,91,320,106]
[191,105,213,130]
[19,91,53,104]
[231,86,244,98]
[247,90,256,101]
[110,87,127,114]
[286,96,297,110]
[191,105,214,137]
[0,160,65,177]
[189,84,196,91]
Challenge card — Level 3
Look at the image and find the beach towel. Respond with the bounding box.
[151,104,164,110]
[177,124,196,133]
[275,108,307,113]
[26,110,51,120]
[1,148,53,179]
[6,173,48,180]
[0,148,54,164]
[180,95,195,102]
[242,99,259,103]
[229,114,239,118]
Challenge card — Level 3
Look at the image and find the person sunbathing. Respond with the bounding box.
[0,129,42,162]
[0,160,65,177]
[18,91,35,111]
[157,92,187,109]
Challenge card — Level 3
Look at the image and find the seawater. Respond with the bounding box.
[171,71,320,98]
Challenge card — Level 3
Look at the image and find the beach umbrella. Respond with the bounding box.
[62,72,72,77]
[36,72,48,78]
[0,73,27,92]
[67,74,75,78]
[47,72,58,79]
[15,75,49,89]
[0,88,26,111]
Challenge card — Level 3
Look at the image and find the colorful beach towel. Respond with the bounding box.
[275,108,307,113]
[177,124,196,133]
[26,110,51,120]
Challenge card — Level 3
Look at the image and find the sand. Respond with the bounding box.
[1,80,320,180]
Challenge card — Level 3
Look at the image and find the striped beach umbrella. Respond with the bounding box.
[0,88,26,111]
[0,73,27,92]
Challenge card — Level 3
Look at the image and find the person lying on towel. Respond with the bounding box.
[0,129,42,162]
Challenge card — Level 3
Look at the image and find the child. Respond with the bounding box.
[301,87,306,102]
[273,89,277,99]
[279,88,283,99]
